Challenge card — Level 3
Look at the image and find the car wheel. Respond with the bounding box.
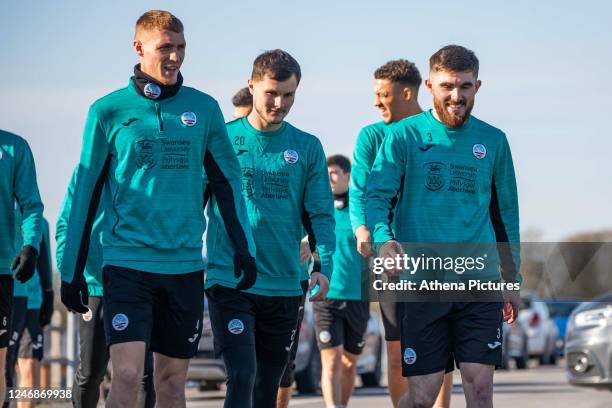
[539,338,555,365]
[515,356,528,369]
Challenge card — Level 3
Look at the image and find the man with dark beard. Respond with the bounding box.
[366,45,521,408]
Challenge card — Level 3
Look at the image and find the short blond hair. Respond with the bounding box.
[135,10,183,35]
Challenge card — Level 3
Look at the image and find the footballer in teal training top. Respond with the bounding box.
[365,45,520,407]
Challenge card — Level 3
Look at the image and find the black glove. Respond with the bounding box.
[234,254,257,291]
[61,277,89,314]
[11,245,38,283]
[39,289,55,327]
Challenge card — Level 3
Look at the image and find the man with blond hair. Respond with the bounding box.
[58,10,256,407]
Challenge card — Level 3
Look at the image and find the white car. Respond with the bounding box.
[518,296,559,365]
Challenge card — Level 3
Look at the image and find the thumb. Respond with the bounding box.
[308,275,317,291]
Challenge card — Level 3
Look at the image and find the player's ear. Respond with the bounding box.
[475,79,482,93]
[247,79,255,95]
[133,40,144,57]
[402,87,413,102]
[425,79,434,95]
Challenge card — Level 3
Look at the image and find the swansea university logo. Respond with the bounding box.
[423,162,445,191]
[134,139,158,170]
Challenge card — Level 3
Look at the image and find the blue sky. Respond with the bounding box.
[1,0,611,247]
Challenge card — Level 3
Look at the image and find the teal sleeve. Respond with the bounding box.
[59,105,110,284]
[36,219,52,291]
[55,172,75,282]
[56,170,104,295]
[203,102,256,258]
[303,140,336,279]
[366,128,407,243]
[491,135,521,283]
[13,138,44,251]
[349,128,374,232]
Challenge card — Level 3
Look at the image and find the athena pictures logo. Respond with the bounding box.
[180,111,197,127]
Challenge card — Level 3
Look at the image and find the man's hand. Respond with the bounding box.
[300,236,312,265]
[11,245,38,283]
[378,239,406,275]
[308,272,329,302]
[234,254,257,291]
[39,289,54,327]
[355,225,373,257]
[503,289,520,324]
[61,278,89,314]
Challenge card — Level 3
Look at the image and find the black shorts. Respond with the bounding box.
[380,301,403,342]
[313,299,370,355]
[401,302,504,376]
[18,310,44,360]
[0,275,14,348]
[280,280,309,388]
[205,284,301,366]
[102,265,204,359]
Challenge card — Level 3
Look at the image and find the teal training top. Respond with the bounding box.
[206,117,335,296]
[349,121,388,232]
[366,110,521,282]
[0,130,44,275]
[56,169,104,296]
[328,202,362,300]
[58,78,255,284]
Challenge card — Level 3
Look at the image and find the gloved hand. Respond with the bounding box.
[39,289,55,327]
[61,277,89,314]
[11,245,38,283]
[234,254,257,291]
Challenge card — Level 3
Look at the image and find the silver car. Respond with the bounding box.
[565,293,612,391]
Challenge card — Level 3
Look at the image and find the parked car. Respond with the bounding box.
[518,295,559,365]
[546,301,580,355]
[294,301,383,394]
[501,321,528,370]
[565,293,612,391]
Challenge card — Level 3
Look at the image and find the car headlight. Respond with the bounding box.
[573,307,612,328]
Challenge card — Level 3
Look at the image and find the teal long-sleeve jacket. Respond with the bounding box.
[0,130,44,275]
[349,121,388,233]
[205,118,335,296]
[58,79,255,285]
[366,111,521,282]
